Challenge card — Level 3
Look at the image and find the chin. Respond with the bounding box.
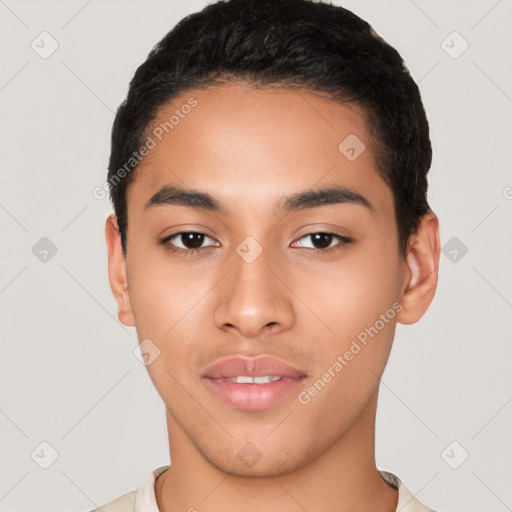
[202,440,316,478]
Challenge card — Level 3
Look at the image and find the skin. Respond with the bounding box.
[105,81,440,512]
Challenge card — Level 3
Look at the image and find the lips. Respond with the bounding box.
[202,355,307,411]
[203,355,307,379]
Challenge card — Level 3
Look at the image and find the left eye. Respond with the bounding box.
[292,232,352,252]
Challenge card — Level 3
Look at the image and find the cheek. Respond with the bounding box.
[126,255,211,369]
[295,240,401,340]
[127,249,199,328]
[127,264,200,393]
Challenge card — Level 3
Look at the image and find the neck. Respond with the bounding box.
[155,391,398,512]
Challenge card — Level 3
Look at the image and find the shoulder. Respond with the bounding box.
[88,490,136,512]
[86,465,169,512]
[379,470,438,512]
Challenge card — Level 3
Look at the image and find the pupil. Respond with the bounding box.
[183,233,204,249]
[312,233,332,249]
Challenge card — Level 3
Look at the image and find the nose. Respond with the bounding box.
[213,243,295,338]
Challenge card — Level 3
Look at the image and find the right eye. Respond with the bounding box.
[160,231,219,255]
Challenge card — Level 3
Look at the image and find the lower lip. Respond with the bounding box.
[203,377,306,411]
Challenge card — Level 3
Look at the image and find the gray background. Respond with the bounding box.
[1,0,511,511]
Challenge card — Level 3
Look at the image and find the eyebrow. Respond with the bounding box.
[144,184,373,213]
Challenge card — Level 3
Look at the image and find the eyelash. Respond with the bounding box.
[160,231,353,256]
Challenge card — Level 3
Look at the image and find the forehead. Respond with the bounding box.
[127,81,392,216]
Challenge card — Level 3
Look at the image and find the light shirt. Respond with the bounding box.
[90,465,437,512]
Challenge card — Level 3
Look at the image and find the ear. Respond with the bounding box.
[397,210,441,325]
[105,214,135,327]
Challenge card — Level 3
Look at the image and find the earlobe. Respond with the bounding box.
[397,211,441,325]
[105,214,135,327]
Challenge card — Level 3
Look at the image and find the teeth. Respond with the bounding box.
[226,376,282,384]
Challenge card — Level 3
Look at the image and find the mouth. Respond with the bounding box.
[202,355,308,411]
[202,375,307,411]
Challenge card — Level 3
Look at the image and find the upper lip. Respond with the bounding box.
[203,356,307,379]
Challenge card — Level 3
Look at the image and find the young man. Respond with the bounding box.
[98,0,441,510]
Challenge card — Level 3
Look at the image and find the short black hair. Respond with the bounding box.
[107,0,432,257]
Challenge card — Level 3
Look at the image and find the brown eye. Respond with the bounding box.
[161,231,218,254]
[292,232,352,253]
[175,232,206,250]
[310,233,335,250]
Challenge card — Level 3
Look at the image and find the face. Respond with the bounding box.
[106,81,438,477]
